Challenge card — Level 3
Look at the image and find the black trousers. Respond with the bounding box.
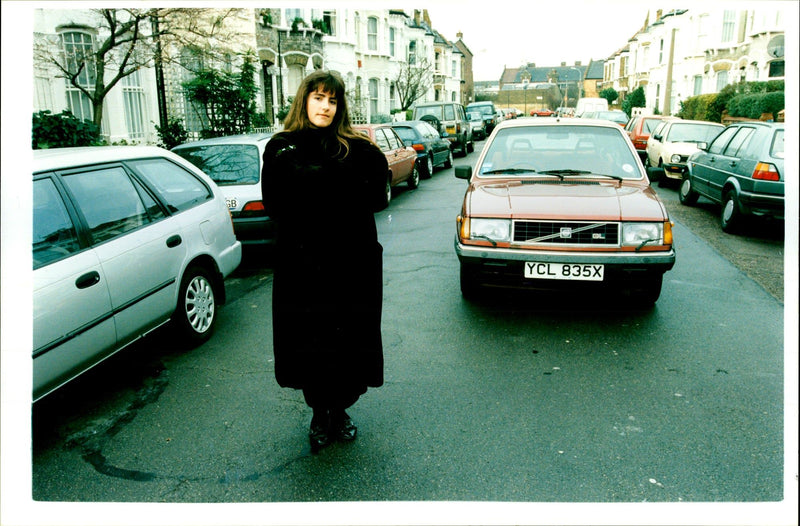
[302,384,363,411]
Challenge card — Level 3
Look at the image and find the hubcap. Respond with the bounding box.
[680,179,690,198]
[723,199,734,222]
[427,156,433,174]
[185,276,214,333]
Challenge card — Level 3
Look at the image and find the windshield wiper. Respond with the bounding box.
[539,169,623,181]
[482,168,537,175]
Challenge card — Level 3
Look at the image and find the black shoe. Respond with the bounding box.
[331,410,357,442]
[309,410,331,452]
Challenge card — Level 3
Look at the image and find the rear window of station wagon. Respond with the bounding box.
[173,144,261,186]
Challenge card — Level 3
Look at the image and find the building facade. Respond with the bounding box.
[32,8,467,144]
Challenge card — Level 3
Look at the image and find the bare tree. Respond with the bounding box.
[393,57,434,111]
[33,8,246,129]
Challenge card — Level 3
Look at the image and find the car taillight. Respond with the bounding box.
[238,201,267,218]
[752,162,780,181]
[412,143,426,153]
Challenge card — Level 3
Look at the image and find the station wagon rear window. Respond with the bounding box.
[174,144,260,186]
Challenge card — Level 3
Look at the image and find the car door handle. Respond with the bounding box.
[166,235,182,248]
[75,271,100,289]
[730,161,737,167]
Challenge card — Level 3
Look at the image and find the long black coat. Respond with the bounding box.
[261,128,389,392]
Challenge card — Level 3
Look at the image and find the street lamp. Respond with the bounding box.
[523,83,528,115]
[568,66,583,108]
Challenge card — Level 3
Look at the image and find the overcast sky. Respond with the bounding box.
[424,0,654,81]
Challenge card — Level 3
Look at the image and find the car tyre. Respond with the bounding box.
[383,175,392,207]
[174,265,217,345]
[720,189,743,233]
[407,163,420,189]
[422,154,434,179]
[444,149,453,169]
[678,175,699,206]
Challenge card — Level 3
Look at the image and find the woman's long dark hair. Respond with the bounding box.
[282,70,366,158]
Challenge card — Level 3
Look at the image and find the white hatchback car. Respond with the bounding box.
[646,119,724,183]
[33,146,242,401]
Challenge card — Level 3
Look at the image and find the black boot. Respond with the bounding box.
[331,409,357,441]
[309,409,331,452]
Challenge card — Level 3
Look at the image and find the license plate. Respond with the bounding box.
[524,262,604,281]
[225,198,238,210]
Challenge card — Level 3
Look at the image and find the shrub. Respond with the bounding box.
[32,110,102,149]
[677,93,717,121]
[370,113,392,124]
[599,87,618,105]
[154,119,188,149]
[727,91,785,119]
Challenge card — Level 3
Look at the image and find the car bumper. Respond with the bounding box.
[232,216,275,245]
[662,163,687,179]
[738,191,785,219]
[219,239,243,279]
[456,239,675,290]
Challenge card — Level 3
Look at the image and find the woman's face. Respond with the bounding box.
[306,88,337,128]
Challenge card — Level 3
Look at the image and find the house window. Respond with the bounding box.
[389,27,395,56]
[721,10,736,43]
[655,84,660,111]
[369,78,379,116]
[693,75,703,96]
[367,17,378,51]
[451,59,457,78]
[285,8,302,26]
[323,10,336,36]
[122,69,145,139]
[659,39,664,63]
[408,40,416,64]
[61,31,95,122]
[287,64,304,97]
[715,70,728,91]
[768,60,784,78]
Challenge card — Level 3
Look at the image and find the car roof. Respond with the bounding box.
[172,132,273,149]
[665,119,724,126]
[33,145,176,174]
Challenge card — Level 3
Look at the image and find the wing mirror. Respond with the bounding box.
[455,165,472,180]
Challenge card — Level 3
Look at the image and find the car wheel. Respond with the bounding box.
[383,175,392,206]
[656,161,670,187]
[422,154,434,179]
[720,189,743,233]
[457,137,468,157]
[174,265,217,345]
[444,149,453,169]
[678,175,699,206]
[467,139,475,153]
[627,274,663,307]
[407,163,420,189]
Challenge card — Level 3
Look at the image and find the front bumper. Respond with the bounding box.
[662,162,687,180]
[456,238,675,290]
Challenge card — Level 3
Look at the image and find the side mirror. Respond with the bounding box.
[653,134,663,142]
[696,142,708,151]
[455,165,472,180]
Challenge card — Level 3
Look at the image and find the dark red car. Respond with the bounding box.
[530,108,555,117]
[354,124,420,205]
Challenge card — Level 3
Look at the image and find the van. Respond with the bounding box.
[575,97,609,117]
[412,101,474,156]
[466,101,499,135]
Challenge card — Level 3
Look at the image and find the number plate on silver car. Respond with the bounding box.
[524,262,604,281]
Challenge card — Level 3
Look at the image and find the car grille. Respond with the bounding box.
[513,220,620,246]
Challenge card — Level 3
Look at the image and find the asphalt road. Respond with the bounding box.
[23,144,792,525]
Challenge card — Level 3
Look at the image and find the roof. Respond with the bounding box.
[33,145,172,173]
[172,133,273,149]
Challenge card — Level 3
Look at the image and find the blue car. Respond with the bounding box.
[391,120,453,178]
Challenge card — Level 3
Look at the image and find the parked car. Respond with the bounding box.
[530,108,555,117]
[454,118,675,305]
[645,120,724,183]
[354,124,419,205]
[412,101,474,156]
[592,110,629,126]
[173,133,273,245]
[626,115,680,163]
[680,121,784,233]
[466,101,500,136]
[391,120,453,177]
[32,146,242,401]
[466,111,487,140]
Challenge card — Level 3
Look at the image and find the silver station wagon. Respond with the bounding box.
[33,146,242,401]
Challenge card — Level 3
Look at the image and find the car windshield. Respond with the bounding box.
[666,123,723,143]
[478,125,641,179]
[468,105,494,116]
[174,144,260,185]
[595,111,627,123]
[643,119,665,133]
[467,112,482,121]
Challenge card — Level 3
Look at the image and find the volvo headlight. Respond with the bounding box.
[622,222,663,247]
[469,218,511,243]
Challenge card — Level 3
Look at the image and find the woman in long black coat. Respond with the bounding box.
[261,70,389,451]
